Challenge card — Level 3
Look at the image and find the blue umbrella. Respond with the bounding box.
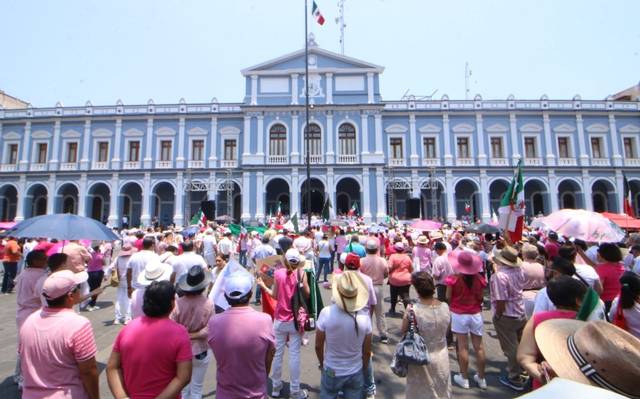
[181,225,199,238]
[8,214,119,241]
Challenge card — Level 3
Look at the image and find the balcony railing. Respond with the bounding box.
[60,162,78,170]
[558,157,577,166]
[456,158,474,166]
[31,163,47,171]
[624,158,640,167]
[0,164,16,172]
[268,155,288,165]
[389,158,406,167]
[337,154,358,164]
[123,161,140,169]
[524,157,543,166]
[188,160,204,168]
[421,158,440,167]
[592,158,610,166]
[490,157,508,166]
[155,160,173,168]
[221,159,238,168]
[92,161,109,170]
[309,155,323,164]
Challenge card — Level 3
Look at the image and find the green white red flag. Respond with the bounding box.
[190,209,207,227]
[624,173,636,217]
[498,159,525,242]
[312,1,325,25]
[348,202,358,217]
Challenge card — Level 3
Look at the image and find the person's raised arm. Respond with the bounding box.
[156,360,192,399]
[77,357,99,399]
[106,351,128,399]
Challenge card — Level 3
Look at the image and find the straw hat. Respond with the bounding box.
[536,319,640,398]
[430,231,444,240]
[332,271,369,313]
[137,260,172,286]
[448,250,483,275]
[416,236,429,246]
[493,246,522,268]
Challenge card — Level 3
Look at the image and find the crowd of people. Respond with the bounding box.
[3,217,640,398]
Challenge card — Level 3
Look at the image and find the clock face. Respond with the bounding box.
[308,55,317,66]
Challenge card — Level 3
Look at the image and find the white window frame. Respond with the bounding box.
[267,121,289,157]
[522,134,541,158]
[156,138,175,162]
[93,140,110,163]
[488,133,507,158]
[621,134,638,159]
[387,134,406,160]
[188,137,206,161]
[3,141,20,164]
[62,140,80,163]
[420,134,439,159]
[219,127,240,161]
[555,134,575,159]
[454,134,474,159]
[588,134,608,159]
[124,138,142,162]
[222,138,238,161]
[337,120,359,157]
[32,140,49,164]
[301,121,323,156]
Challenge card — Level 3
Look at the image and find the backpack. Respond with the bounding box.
[291,269,315,333]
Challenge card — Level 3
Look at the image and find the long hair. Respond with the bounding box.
[620,272,640,309]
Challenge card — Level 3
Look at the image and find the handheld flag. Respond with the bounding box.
[623,173,636,217]
[321,196,332,221]
[208,259,253,311]
[276,202,283,219]
[190,209,207,227]
[283,212,300,234]
[312,1,325,25]
[498,160,525,242]
[347,202,359,217]
[464,203,471,213]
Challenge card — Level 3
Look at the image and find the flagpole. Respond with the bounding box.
[304,0,312,229]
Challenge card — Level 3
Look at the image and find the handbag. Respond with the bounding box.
[291,269,315,333]
[109,269,119,288]
[395,305,430,365]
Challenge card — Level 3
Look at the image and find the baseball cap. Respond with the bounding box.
[224,273,254,299]
[344,253,361,269]
[365,239,379,250]
[285,248,303,264]
[42,270,88,300]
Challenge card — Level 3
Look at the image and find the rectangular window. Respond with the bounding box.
[66,142,77,163]
[160,140,172,161]
[423,137,436,158]
[390,138,403,159]
[37,143,48,163]
[624,137,635,159]
[525,137,537,158]
[269,128,287,156]
[192,140,204,161]
[558,137,569,158]
[591,137,602,158]
[457,137,469,158]
[490,137,503,158]
[224,139,237,160]
[97,142,109,162]
[338,124,356,156]
[128,141,140,162]
[8,144,19,164]
[304,125,322,156]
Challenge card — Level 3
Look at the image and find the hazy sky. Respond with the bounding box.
[2,0,639,107]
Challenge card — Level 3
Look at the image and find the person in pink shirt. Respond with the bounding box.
[171,265,214,399]
[360,239,389,343]
[432,242,454,302]
[34,253,69,308]
[520,244,546,318]
[595,243,625,314]
[387,242,413,316]
[20,270,99,399]
[107,280,192,399]
[412,235,432,273]
[543,231,561,261]
[209,271,275,399]
[86,245,105,311]
[257,248,310,399]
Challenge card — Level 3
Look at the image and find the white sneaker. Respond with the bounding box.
[453,373,470,389]
[124,318,131,325]
[113,319,121,325]
[291,390,308,399]
[474,374,488,390]
[270,384,281,398]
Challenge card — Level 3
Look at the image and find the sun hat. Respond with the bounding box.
[365,239,379,250]
[430,231,444,240]
[417,236,429,246]
[394,241,405,252]
[137,260,172,286]
[224,272,254,300]
[493,246,522,268]
[177,265,213,292]
[285,248,304,265]
[448,250,483,275]
[42,270,88,300]
[119,243,136,257]
[344,253,361,270]
[536,319,640,398]
[332,271,369,313]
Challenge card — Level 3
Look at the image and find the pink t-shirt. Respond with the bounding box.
[412,246,432,273]
[112,316,192,399]
[360,255,388,285]
[432,254,454,285]
[597,262,625,302]
[274,268,297,321]
[490,266,526,318]
[208,306,275,399]
[445,274,487,314]
[521,261,546,290]
[336,236,348,253]
[388,254,413,286]
[20,308,97,399]
[86,252,104,272]
[170,295,214,356]
[15,268,47,329]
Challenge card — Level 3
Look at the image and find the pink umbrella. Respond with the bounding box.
[534,209,625,243]
[410,219,442,231]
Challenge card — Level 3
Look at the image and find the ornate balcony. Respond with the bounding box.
[624,158,640,167]
[421,158,440,167]
[558,157,578,166]
[155,160,173,169]
[309,155,323,164]
[592,158,610,166]
[221,159,238,168]
[0,164,16,172]
[31,163,47,171]
[524,157,543,166]
[60,162,78,170]
[188,160,204,168]
[337,154,358,164]
[389,158,406,167]
[268,155,288,165]
[92,161,109,170]
[123,161,140,169]
[456,158,474,166]
[490,157,508,166]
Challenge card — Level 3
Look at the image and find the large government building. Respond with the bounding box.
[1,42,639,227]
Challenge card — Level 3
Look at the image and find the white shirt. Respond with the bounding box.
[318,240,332,258]
[574,264,600,288]
[172,251,208,281]
[126,250,160,290]
[203,235,217,256]
[217,237,233,256]
[609,297,640,338]
[585,245,599,263]
[253,243,276,260]
[316,304,372,377]
[533,286,606,321]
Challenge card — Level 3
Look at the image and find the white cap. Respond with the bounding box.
[224,273,254,299]
[365,239,379,250]
[285,248,303,264]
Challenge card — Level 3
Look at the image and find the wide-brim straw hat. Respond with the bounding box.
[494,246,522,268]
[448,250,483,275]
[137,260,172,286]
[119,243,136,257]
[416,236,429,245]
[430,231,444,240]
[332,271,369,313]
[536,319,640,398]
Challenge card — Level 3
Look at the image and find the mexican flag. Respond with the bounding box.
[498,159,525,242]
[190,209,207,227]
[624,173,636,217]
[347,202,358,217]
[276,202,283,219]
[284,212,300,234]
[312,1,325,25]
[464,203,471,213]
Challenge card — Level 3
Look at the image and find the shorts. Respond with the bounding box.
[451,312,484,336]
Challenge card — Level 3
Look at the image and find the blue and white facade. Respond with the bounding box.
[1,43,640,227]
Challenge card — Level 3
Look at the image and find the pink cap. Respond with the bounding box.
[42,270,88,300]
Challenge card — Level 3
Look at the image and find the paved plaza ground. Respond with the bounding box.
[0,274,519,399]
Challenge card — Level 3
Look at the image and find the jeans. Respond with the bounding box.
[271,320,302,394]
[115,285,131,321]
[1,262,17,293]
[317,257,332,282]
[389,284,411,313]
[239,250,247,267]
[87,271,104,307]
[320,367,364,399]
[363,357,375,395]
[181,350,211,399]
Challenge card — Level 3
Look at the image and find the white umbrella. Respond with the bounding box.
[533,209,625,243]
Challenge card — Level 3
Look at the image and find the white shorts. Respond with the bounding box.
[451,312,484,336]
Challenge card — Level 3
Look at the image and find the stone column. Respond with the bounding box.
[176,117,186,168]
[49,120,61,171]
[19,121,31,171]
[445,170,456,221]
[291,168,300,216]
[576,114,589,167]
[609,114,622,167]
[581,170,593,211]
[411,169,420,198]
[443,114,453,166]
[250,75,258,105]
[256,171,265,220]
[409,114,419,167]
[242,115,251,158]
[547,169,559,213]
[362,168,372,221]
[207,171,217,203]
[241,171,251,221]
[509,113,521,166]
[257,114,265,159]
[291,74,299,105]
[112,119,122,169]
[80,119,91,170]
[375,167,386,220]
[141,172,151,226]
[326,73,333,104]
[143,118,153,169]
[327,168,336,218]
[326,111,335,163]
[543,113,555,166]
[77,174,88,217]
[15,175,26,221]
[479,170,490,222]
[174,171,184,226]
[291,112,300,164]
[476,113,487,166]
[108,173,119,227]
[374,112,383,156]
[208,117,218,168]
[367,72,374,104]
[615,170,625,213]
[360,112,370,157]
[47,174,56,214]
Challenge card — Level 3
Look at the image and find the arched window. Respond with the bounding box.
[304,123,322,156]
[338,123,356,156]
[269,124,287,156]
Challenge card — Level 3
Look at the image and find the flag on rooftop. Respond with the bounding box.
[312,1,325,25]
